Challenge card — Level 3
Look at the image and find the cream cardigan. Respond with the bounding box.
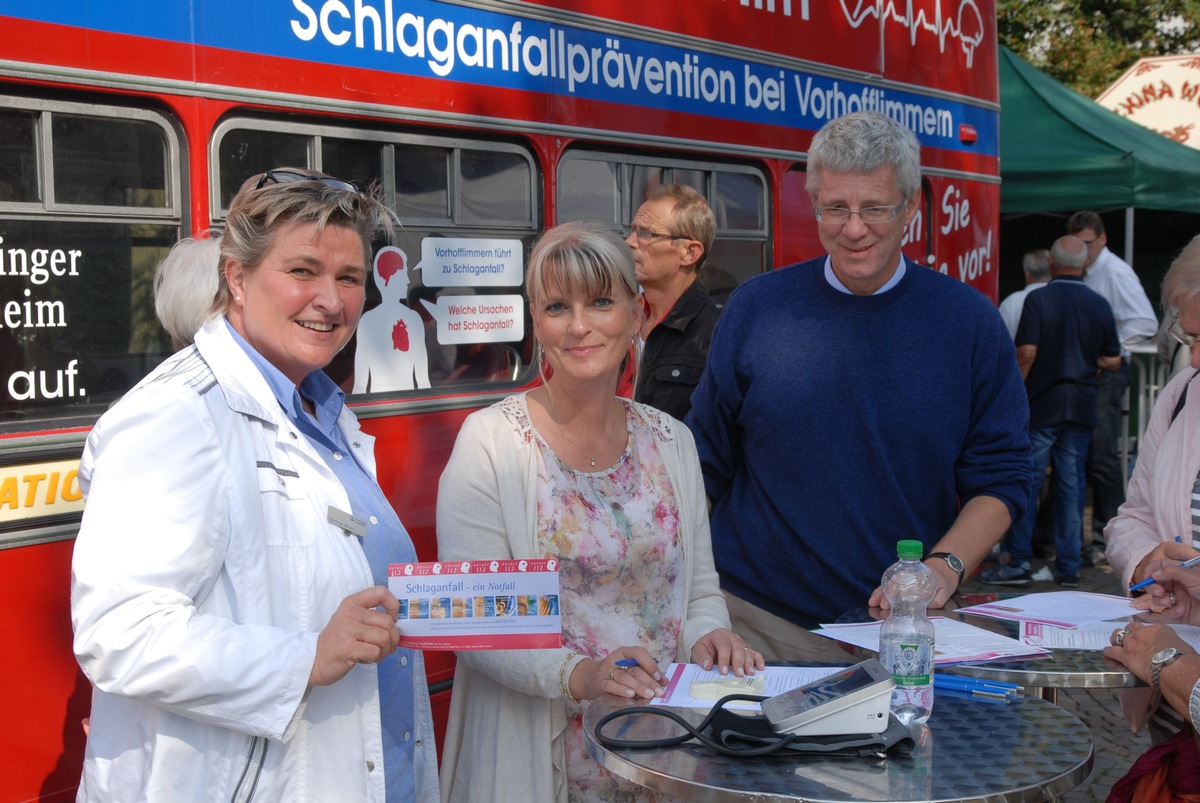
[435,393,729,803]
[1107,368,1200,588]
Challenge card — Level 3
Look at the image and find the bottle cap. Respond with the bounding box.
[896,540,924,560]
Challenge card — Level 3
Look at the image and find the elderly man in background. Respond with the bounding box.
[981,235,1120,588]
[626,184,721,421]
[999,248,1051,340]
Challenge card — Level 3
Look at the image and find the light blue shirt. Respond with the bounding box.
[824,255,907,294]
[227,320,418,803]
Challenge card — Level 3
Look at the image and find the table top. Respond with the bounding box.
[837,604,1144,691]
[584,691,1093,803]
[942,610,1143,690]
[941,644,1142,689]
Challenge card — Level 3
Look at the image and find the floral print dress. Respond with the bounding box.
[531,397,688,803]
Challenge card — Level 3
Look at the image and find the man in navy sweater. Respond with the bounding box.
[686,111,1032,660]
[980,235,1120,588]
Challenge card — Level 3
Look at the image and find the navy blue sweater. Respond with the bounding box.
[686,257,1032,629]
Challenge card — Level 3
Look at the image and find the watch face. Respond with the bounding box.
[946,555,964,572]
[1154,647,1181,665]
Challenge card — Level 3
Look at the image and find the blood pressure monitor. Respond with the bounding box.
[760,659,895,736]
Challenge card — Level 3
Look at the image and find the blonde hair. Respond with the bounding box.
[526,221,640,389]
[216,168,395,311]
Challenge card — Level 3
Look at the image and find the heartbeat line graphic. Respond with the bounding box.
[840,0,985,68]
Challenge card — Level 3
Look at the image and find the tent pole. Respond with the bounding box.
[1124,207,1135,267]
[1121,206,1134,493]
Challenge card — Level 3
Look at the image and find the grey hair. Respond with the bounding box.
[154,230,222,349]
[1022,249,1051,282]
[216,168,395,312]
[805,111,922,200]
[1161,234,1200,315]
[1050,236,1088,273]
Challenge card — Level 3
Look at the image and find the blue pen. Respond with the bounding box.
[615,659,638,668]
[1130,553,1200,591]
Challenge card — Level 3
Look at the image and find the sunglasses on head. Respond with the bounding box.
[254,169,361,193]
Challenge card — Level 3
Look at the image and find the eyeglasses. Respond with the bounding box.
[1168,313,1198,348]
[814,199,907,224]
[623,225,684,244]
[255,168,361,193]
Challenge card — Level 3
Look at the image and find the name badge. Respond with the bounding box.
[328,506,369,538]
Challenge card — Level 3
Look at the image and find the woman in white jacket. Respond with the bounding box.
[436,222,762,802]
[71,169,439,802]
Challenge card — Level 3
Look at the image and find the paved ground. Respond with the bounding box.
[959,546,1146,803]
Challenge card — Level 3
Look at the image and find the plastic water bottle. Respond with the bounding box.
[879,539,937,725]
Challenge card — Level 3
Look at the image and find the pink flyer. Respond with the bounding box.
[387,559,562,650]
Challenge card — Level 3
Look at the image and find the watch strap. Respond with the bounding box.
[927,552,965,587]
[1152,649,1183,692]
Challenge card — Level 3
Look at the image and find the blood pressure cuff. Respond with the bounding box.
[709,708,915,758]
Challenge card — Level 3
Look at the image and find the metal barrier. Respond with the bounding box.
[1125,345,1171,488]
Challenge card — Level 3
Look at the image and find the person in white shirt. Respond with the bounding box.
[998,248,1051,340]
[1066,210,1158,549]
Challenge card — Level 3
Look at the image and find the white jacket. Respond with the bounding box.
[71,318,439,803]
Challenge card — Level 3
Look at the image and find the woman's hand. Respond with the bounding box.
[1132,541,1198,588]
[690,628,765,677]
[569,647,664,701]
[309,586,401,687]
[1131,562,1200,624]
[1104,622,1190,686]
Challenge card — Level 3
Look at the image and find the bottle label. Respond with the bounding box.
[891,642,932,686]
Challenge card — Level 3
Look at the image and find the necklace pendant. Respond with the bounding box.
[590,458,596,467]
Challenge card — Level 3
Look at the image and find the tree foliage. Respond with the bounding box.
[997,1,1200,98]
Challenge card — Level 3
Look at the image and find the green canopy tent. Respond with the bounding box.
[1000,44,1200,215]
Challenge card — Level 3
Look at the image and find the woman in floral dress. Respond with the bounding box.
[436,221,762,803]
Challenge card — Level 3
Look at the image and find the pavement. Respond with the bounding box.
[960,543,1146,803]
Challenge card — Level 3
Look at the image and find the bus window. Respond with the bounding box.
[216,129,311,210]
[0,109,39,203]
[558,152,769,305]
[52,115,169,208]
[395,145,451,221]
[212,121,539,396]
[321,138,385,189]
[0,99,181,430]
[460,150,533,226]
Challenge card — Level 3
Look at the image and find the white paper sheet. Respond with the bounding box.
[1021,620,1200,651]
[955,591,1139,628]
[810,616,1050,664]
[652,663,849,710]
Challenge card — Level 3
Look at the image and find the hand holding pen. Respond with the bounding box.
[1129,554,1200,592]
[1129,549,1200,624]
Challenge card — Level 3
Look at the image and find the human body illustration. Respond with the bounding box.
[354,246,431,392]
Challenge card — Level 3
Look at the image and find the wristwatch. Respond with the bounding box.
[1151,647,1183,692]
[927,552,965,588]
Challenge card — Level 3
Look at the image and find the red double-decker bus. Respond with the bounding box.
[0,1,999,798]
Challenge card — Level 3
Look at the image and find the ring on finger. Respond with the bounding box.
[607,667,617,682]
[1169,592,1179,607]
[1115,627,1129,647]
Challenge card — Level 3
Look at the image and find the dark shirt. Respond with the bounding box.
[1016,275,1120,430]
[635,278,722,421]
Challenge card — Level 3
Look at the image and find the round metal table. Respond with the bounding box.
[585,691,1093,802]
[836,605,1144,704]
[939,612,1143,703]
